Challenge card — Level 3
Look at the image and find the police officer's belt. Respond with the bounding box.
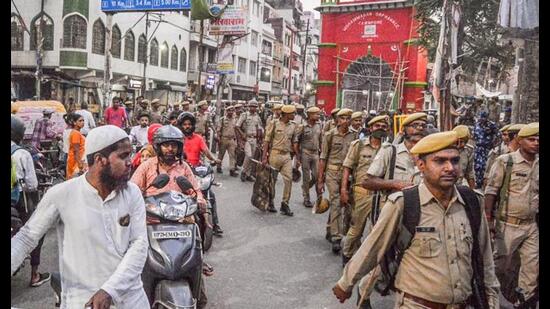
[247,134,257,138]
[271,149,289,155]
[397,289,468,309]
[498,214,535,225]
[326,164,342,171]
[302,148,318,154]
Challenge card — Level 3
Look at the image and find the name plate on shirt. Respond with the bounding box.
[152,230,192,239]
[415,226,436,233]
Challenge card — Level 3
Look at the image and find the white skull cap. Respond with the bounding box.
[85,125,129,156]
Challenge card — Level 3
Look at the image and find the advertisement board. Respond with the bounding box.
[101,0,191,12]
[209,6,247,36]
[216,43,235,74]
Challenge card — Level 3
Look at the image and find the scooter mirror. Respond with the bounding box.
[151,174,170,189]
[175,176,194,192]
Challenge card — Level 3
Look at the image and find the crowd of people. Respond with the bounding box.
[11,95,538,309]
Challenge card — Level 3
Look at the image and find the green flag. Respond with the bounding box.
[191,0,226,20]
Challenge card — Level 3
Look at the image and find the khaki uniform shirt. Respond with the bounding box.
[150,111,163,124]
[338,183,500,308]
[343,138,380,186]
[484,142,510,180]
[218,116,236,139]
[296,121,322,152]
[485,150,539,220]
[294,114,305,126]
[367,142,419,184]
[264,119,298,152]
[195,112,209,135]
[320,128,356,166]
[266,115,279,124]
[237,112,262,137]
[457,144,475,185]
[323,119,336,133]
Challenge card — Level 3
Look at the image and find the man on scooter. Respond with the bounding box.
[176,112,224,236]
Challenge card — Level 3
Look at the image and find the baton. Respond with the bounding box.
[249,158,277,171]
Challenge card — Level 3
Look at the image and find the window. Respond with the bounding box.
[160,41,169,68]
[250,61,256,76]
[30,13,54,51]
[238,57,246,74]
[251,31,258,47]
[149,38,158,66]
[253,0,261,16]
[63,15,87,49]
[124,30,135,61]
[260,68,271,82]
[92,19,105,54]
[137,34,146,63]
[207,48,216,64]
[11,14,24,51]
[261,40,272,56]
[180,48,187,71]
[111,25,121,58]
[171,45,178,70]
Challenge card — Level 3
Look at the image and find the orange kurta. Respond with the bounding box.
[66,129,85,179]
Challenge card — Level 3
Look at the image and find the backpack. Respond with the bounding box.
[11,144,23,206]
[370,144,397,223]
[374,185,488,309]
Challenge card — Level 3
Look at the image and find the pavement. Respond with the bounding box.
[11,160,518,308]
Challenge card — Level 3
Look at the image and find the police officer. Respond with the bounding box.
[181,100,191,112]
[294,104,306,125]
[266,103,282,124]
[484,122,539,307]
[217,106,238,177]
[340,115,389,265]
[296,106,323,208]
[262,105,299,216]
[350,111,364,137]
[236,100,262,182]
[135,98,150,124]
[452,125,476,189]
[333,131,500,309]
[195,100,210,138]
[483,123,523,189]
[317,108,356,253]
[150,99,163,124]
[323,107,340,133]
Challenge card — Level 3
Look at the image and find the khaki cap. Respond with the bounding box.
[368,115,389,126]
[518,122,539,137]
[402,112,428,126]
[235,103,243,108]
[306,106,321,113]
[197,100,208,107]
[226,105,234,111]
[410,131,458,155]
[281,104,296,114]
[296,104,305,110]
[273,103,283,111]
[331,108,341,115]
[452,125,471,139]
[151,98,160,105]
[181,101,190,106]
[248,99,259,107]
[508,123,525,132]
[351,111,363,119]
[337,108,353,117]
[499,124,511,132]
[141,99,150,104]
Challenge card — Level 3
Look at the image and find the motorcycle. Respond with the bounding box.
[192,163,221,252]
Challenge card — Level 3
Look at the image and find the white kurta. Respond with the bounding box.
[11,175,149,309]
[129,125,149,147]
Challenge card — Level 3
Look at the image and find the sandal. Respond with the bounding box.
[30,272,51,287]
[202,263,214,276]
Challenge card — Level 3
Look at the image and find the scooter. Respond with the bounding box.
[192,163,221,252]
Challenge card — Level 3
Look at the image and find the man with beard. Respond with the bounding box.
[333,131,500,309]
[12,125,149,309]
[129,112,151,150]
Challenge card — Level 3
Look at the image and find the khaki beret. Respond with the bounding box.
[410,131,458,155]
[351,111,363,119]
[296,104,305,110]
[248,99,258,107]
[181,101,190,106]
[273,103,283,111]
[331,108,341,115]
[508,123,525,132]
[337,108,353,117]
[141,99,150,104]
[151,98,160,104]
[197,100,208,107]
[518,122,539,137]
[499,124,511,132]
[452,125,470,139]
[226,105,234,111]
[402,112,428,126]
[306,106,321,113]
[281,104,296,114]
[368,115,389,126]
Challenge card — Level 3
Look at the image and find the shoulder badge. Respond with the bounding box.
[387,191,404,202]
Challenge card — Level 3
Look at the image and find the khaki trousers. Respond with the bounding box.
[242,137,257,176]
[301,150,319,202]
[218,137,236,170]
[269,152,293,204]
[325,167,343,241]
[494,220,539,299]
[342,186,373,257]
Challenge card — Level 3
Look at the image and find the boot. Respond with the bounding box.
[342,254,351,267]
[213,224,224,235]
[332,239,341,254]
[240,172,247,182]
[246,175,256,182]
[216,167,222,174]
[229,169,238,177]
[303,199,313,208]
[280,202,294,216]
[267,203,277,213]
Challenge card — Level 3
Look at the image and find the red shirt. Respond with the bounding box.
[104,107,127,128]
[183,133,208,167]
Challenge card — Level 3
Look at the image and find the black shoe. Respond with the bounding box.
[229,169,238,177]
[267,204,277,213]
[246,175,256,182]
[342,255,351,267]
[332,240,341,254]
[325,231,331,242]
[216,167,223,174]
[280,203,294,216]
[30,272,51,287]
[213,225,224,235]
[240,173,247,182]
[303,200,313,208]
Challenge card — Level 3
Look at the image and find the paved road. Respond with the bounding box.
[11,162,516,308]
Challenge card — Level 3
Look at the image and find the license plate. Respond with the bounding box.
[152,230,192,239]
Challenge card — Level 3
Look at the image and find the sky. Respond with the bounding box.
[302,0,321,18]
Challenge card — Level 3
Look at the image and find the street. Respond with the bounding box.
[11,160,515,309]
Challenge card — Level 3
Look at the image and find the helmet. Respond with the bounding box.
[314,196,330,214]
[147,123,163,144]
[292,168,301,182]
[11,115,25,144]
[369,110,377,116]
[152,125,184,158]
[176,112,196,130]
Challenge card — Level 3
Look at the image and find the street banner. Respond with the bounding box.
[217,43,235,74]
[209,6,247,36]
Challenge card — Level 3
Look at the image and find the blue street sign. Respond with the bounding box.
[101,0,191,12]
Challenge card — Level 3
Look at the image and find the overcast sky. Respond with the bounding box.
[302,0,321,18]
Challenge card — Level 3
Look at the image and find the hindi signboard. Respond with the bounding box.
[209,6,247,36]
[101,0,191,12]
[216,43,235,74]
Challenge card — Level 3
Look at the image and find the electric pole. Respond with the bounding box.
[35,0,45,100]
[196,20,205,102]
[103,12,114,114]
[141,12,149,96]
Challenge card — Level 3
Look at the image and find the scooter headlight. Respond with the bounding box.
[198,174,213,191]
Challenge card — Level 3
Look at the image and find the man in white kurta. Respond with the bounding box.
[11,125,149,309]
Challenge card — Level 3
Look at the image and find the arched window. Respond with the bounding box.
[92,19,105,54]
[11,14,24,51]
[149,38,158,66]
[111,25,121,58]
[179,48,187,72]
[160,42,169,68]
[30,13,54,51]
[170,45,178,70]
[124,30,135,61]
[63,15,87,49]
[137,34,146,63]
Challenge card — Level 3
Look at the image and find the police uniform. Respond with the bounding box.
[453,125,475,187]
[237,102,262,179]
[296,106,323,206]
[485,122,539,302]
[323,108,340,133]
[195,100,210,137]
[337,132,500,309]
[264,105,299,213]
[266,103,282,124]
[217,106,237,175]
[483,124,523,187]
[320,109,357,244]
[150,99,163,124]
[293,104,306,125]
[135,100,150,124]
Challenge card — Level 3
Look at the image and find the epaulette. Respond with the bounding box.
[465,144,474,150]
[387,191,404,202]
[473,189,485,198]
[349,139,361,147]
